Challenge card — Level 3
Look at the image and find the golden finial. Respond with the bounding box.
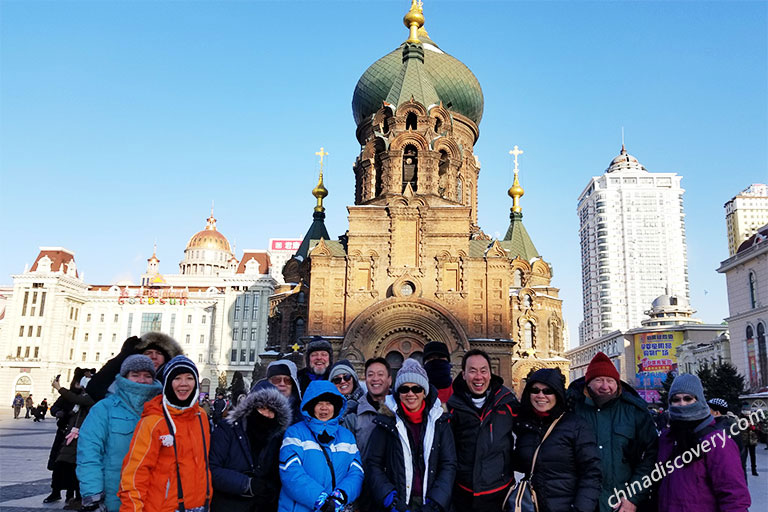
[312,148,329,212]
[205,201,217,230]
[508,145,525,213]
[404,0,424,43]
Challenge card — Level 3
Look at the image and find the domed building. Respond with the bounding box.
[179,211,238,276]
[270,1,568,389]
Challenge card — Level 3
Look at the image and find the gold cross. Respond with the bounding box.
[291,342,301,353]
[509,145,524,172]
[315,147,329,173]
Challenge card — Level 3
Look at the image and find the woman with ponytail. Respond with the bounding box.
[119,355,212,512]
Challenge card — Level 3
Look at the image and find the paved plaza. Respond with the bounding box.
[0,407,766,510]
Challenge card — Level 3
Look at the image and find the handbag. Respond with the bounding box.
[503,414,563,512]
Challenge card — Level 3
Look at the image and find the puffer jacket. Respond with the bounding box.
[278,381,364,512]
[567,377,658,512]
[119,395,211,512]
[210,380,293,512]
[657,421,750,511]
[447,373,518,509]
[513,369,602,512]
[76,375,162,511]
[365,389,457,511]
[55,387,94,464]
[341,393,380,460]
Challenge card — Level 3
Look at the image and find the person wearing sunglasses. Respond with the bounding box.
[366,358,456,512]
[267,359,303,425]
[512,368,601,512]
[329,360,364,423]
[656,374,749,511]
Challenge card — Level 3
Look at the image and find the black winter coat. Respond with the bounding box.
[365,390,457,511]
[447,374,518,501]
[210,381,293,512]
[513,369,601,512]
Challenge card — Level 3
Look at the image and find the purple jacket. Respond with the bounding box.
[657,422,750,512]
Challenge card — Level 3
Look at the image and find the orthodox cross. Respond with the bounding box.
[315,147,329,174]
[509,145,524,172]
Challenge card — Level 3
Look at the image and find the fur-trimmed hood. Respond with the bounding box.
[136,332,184,359]
[227,380,293,433]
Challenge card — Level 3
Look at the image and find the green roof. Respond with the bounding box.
[295,211,330,260]
[385,43,440,113]
[352,35,484,125]
[503,212,540,261]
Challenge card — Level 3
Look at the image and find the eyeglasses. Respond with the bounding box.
[331,374,353,385]
[397,385,424,395]
[670,395,696,404]
[530,386,555,395]
[269,376,292,385]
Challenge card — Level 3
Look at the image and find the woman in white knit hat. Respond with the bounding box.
[365,358,456,512]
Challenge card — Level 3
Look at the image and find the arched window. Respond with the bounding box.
[513,269,523,287]
[522,321,534,349]
[297,291,305,304]
[438,150,449,198]
[294,317,305,342]
[402,145,418,192]
[749,271,757,308]
[373,138,386,197]
[747,325,754,339]
[434,116,442,133]
[758,323,767,387]
[523,294,532,308]
[457,177,463,203]
[405,112,417,130]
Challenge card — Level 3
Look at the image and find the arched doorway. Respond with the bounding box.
[14,375,32,398]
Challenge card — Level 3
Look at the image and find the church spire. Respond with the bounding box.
[404,0,424,44]
[295,148,331,260]
[313,147,329,213]
[508,145,525,214]
[504,146,538,260]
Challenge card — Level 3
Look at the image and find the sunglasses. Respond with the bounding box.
[670,395,696,404]
[269,376,292,385]
[331,374,353,385]
[397,385,424,395]
[530,386,555,395]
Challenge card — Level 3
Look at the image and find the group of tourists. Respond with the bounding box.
[30,332,754,512]
[12,392,48,421]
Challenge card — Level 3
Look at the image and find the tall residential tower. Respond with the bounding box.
[577,146,689,344]
[725,183,768,256]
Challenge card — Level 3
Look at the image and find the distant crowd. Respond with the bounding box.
[13,331,767,512]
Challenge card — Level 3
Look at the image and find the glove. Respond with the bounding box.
[323,489,347,512]
[422,498,443,512]
[121,336,142,353]
[314,492,330,511]
[383,490,410,512]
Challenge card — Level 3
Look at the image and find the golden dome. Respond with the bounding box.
[185,213,232,252]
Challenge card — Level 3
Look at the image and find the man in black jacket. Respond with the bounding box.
[296,336,333,394]
[447,349,519,511]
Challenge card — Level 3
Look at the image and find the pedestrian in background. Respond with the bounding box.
[423,341,453,403]
[210,380,292,512]
[567,352,658,512]
[267,359,303,425]
[76,355,162,512]
[25,394,34,418]
[513,368,602,512]
[12,393,23,418]
[366,358,456,512]
[447,349,518,511]
[740,411,760,477]
[657,374,749,511]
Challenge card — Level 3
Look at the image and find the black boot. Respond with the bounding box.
[43,492,62,504]
[752,469,759,476]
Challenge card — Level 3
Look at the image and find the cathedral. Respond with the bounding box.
[269,1,567,390]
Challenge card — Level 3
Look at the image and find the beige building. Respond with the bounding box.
[725,183,768,256]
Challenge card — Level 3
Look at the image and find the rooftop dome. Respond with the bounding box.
[352,30,484,126]
[606,145,647,173]
[186,213,232,253]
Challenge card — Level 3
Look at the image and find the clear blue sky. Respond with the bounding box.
[1,0,766,348]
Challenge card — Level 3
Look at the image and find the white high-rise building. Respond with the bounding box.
[577,146,689,345]
[725,183,768,256]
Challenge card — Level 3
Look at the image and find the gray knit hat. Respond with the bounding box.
[668,373,710,421]
[120,354,156,379]
[329,360,358,382]
[395,358,429,396]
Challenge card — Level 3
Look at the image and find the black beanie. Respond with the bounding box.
[163,356,199,409]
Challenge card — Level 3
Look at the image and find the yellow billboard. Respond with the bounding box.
[634,331,684,402]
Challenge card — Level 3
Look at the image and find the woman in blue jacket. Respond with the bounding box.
[75,355,162,512]
[210,380,293,512]
[278,380,364,512]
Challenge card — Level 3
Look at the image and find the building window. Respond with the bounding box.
[200,334,204,344]
[233,328,238,340]
[187,314,192,324]
[112,333,117,343]
[87,313,92,322]
[21,291,28,316]
[39,292,46,316]
[95,352,100,362]
[186,334,191,344]
[240,349,246,362]
[98,333,103,342]
[70,348,73,360]
[75,308,79,321]
[234,306,240,319]
[82,352,87,362]
[85,333,89,342]
[170,313,176,338]
[513,269,523,288]
[202,315,206,324]
[140,313,162,335]
[27,326,33,337]
[758,323,767,387]
[100,313,105,323]
[251,328,257,341]
[127,313,133,337]
[749,271,758,308]
[244,306,249,317]
[72,327,77,340]
[249,349,255,362]
[231,349,237,362]
[34,347,39,358]
[16,346,21,357]
[198,353,203,363]
[36,326,41,337]
[241,330,247,341]
[18,326,24,337]
[114,313,119,323]
[24,347,30,358]
[522,321,534,349]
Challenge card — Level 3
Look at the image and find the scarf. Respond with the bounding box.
[402,401,426,424]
